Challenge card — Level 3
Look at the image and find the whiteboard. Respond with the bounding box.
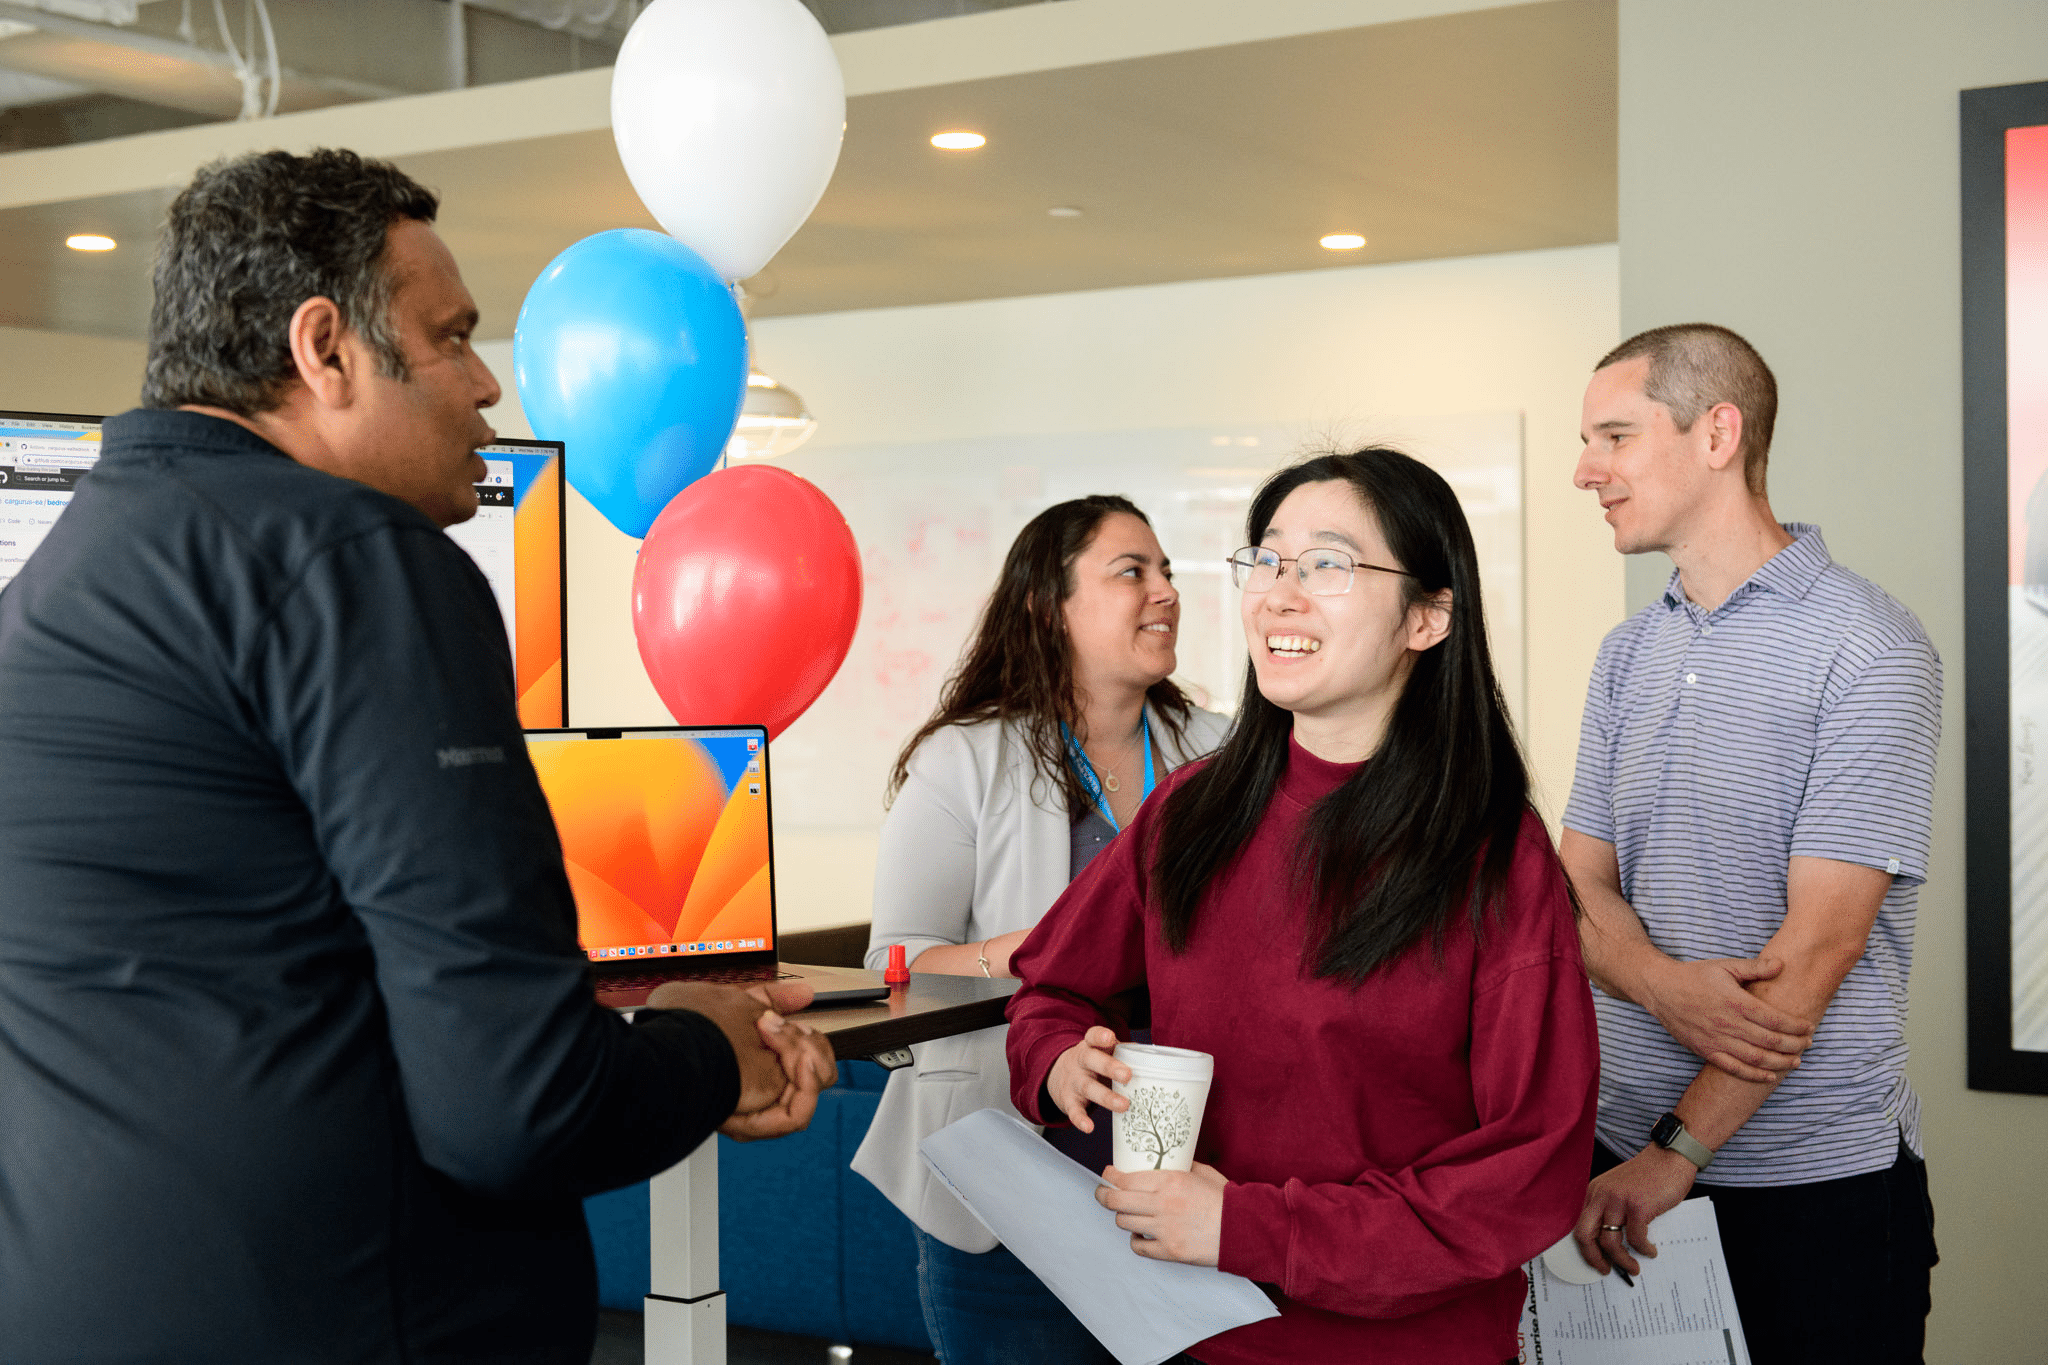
[768,414,1524,830]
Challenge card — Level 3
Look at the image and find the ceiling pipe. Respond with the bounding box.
[10,0,139,23]
[457,0,629,46]
[447,0,466,90]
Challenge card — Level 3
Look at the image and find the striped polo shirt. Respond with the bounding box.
[1563,524,1942,1187]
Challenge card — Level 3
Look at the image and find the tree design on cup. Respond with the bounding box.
[1124,1084,1194,1170]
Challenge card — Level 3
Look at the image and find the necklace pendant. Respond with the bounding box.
[1104,772,1121,793]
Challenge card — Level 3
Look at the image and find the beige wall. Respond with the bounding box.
[1617,2,2048,1359]
[0,325,145,416]
[482,240,1622,929]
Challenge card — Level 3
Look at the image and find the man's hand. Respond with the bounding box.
[714,1009,830,1143]
[1572,1147,1696,1278]
[643,980,837,1141]
[1096,1162,1226,1266]
[1047,1025,1128,1133]
[1639,954,1814,1082]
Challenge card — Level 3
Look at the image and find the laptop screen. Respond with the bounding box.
[524,726,775,964]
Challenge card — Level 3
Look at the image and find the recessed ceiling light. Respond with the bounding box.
[66,234,116,252]
[1048,206,1083,218]
[1319,233,1366,251]
[930,130,986,150]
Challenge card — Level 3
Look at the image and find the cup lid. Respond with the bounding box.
[1113,1042,1214,1081]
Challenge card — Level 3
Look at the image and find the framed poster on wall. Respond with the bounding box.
[1963,78,2048,1094]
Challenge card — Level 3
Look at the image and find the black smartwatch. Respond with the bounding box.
[1649,1112,1713,1171]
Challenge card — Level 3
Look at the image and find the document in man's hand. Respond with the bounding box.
[1517,1198,1752,1365]
[919,1108,1280,1365]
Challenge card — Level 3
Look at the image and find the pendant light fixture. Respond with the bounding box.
[726,369,818,462]
[725,284,819,463]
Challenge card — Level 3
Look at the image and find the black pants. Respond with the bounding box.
[1592,1140,1936,1365]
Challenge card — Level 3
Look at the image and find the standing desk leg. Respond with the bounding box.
[645,1139,725,1365]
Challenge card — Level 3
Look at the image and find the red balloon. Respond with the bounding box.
[632,465,862,738]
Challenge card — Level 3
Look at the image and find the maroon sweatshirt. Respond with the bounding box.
[1006,737,1599,1365]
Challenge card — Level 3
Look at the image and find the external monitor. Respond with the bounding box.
[0,410,102,592]
[444,437,567,727]
[0,414,567,726]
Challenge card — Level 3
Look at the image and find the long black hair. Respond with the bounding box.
[888,495,1190,813]
[1152,449,1541,981]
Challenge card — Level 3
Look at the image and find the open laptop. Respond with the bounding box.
[523,724,886,1009]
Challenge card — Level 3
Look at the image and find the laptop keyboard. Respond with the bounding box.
[599,968,803,989]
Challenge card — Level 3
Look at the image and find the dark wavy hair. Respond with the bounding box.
[888,495,1191,814]
[1152,449,1552,982]
[142,148,439,415]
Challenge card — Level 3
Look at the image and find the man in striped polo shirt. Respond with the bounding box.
[1561,324,1942,1362]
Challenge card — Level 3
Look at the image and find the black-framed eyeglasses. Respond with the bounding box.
[1227,545,1414,596]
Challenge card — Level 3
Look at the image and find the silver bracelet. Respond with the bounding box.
[976,941,993,978]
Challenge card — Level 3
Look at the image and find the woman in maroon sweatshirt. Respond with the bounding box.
[1005,449,1599,1365]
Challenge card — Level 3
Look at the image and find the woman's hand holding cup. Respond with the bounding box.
[1047,1025,1128,1132]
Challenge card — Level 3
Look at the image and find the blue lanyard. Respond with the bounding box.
[1062,711,1154,833]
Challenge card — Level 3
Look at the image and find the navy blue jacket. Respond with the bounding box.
[0,410,738,1362]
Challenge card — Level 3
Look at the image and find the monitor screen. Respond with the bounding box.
[444,438,566,727]
[0,411,101,592]
[524,727,775,964]
[0,415,566,727]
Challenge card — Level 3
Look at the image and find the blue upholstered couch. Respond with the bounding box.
[582,1059,931,1353]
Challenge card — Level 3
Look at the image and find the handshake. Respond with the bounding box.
[646,980,840,1141]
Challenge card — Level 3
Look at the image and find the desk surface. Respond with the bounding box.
[789,968,1019,1060]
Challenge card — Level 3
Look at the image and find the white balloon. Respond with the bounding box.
[611,0,846,284]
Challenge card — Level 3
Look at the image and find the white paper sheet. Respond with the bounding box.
[1516,1198,1752,1365]
[919,1108,1281,1365]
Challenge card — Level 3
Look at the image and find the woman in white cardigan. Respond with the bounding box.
[854,494,1229,1364]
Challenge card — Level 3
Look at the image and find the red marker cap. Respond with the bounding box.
[884,943,910,986]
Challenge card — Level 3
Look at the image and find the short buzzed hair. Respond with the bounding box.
[142,148,439,416]
[1596,323,1778,495]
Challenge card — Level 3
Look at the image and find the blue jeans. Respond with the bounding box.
[913,1228,1119,1365]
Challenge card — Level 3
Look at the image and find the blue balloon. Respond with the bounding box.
[514,229,747,538]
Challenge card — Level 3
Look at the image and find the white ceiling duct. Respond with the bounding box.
[0,0,399,116]
[0,67,84,107]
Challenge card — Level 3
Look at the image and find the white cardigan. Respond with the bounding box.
[850,702,1231,1250]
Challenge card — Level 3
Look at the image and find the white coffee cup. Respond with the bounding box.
[1110,1043,1215,1173]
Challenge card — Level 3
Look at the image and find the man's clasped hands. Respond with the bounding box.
[646,981,840,1142]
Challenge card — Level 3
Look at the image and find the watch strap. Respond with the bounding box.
[1655,1114,1714,1171]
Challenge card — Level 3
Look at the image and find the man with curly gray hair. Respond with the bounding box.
[0,148,833,1362]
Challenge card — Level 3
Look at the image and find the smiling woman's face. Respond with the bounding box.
[1241,479,1446,752]
[1061,512,1179,702]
